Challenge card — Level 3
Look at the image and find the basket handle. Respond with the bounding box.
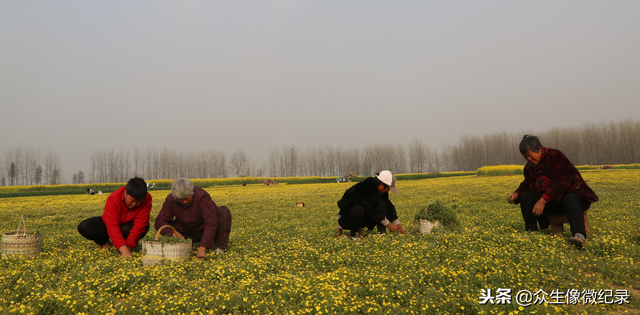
[16,214,26,235]
[155,225,178,241]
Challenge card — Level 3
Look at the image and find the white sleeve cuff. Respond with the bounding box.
[391,219,400,225]
[380,218,390,226]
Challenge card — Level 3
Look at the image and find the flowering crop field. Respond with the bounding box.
[0,170,638,314]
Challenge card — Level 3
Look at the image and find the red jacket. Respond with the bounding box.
[102,186,152,249]
[514,147,598,203]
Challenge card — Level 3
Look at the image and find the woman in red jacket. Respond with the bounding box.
[78,177,152,257]
[508,135,598,247]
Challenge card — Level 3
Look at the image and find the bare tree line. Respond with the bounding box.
[445,119,640,171]
[0,146,63,186]
[2,119,639,185]
[88,144,414,182]
[266,119,640,175]
[266,144,408,178]
[89,147,230,184]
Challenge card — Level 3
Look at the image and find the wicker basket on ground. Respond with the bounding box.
[1,214,43,258]
[417,219,440,234]
[142,225,192,266]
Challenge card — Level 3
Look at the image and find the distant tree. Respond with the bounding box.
[268,148,280,177]
[230,150,248,177]
[72,174,77,184]
[208,150,227,178]
[23,147,40,185]
[408,138,427,173]
[36,165,42,185]
[9,162,16,186]
[345,148,360,176]
[43,149,61,185]
[325,146,336,176]
[52,169,59,185]
[8,146,22,185]
[133,146,142,176]
[393,144,407,173]
[284,145,299,177]
[259,161,269,177]
[1,176,5,187]
[77,170,84,184]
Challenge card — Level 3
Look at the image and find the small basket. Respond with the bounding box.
[1,215,43,258]
[142,225,192,266]
[417,219,440,234]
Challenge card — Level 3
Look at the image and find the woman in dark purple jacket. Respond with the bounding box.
[155,178,232,258]
[508,135,598,247]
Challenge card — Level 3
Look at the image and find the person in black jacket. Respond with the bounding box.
[337,170,408,238]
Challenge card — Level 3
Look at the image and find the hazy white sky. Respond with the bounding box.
[1,1,639,180]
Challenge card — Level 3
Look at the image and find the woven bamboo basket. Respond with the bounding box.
[417,219,440,234]
[142,225,192,266]
[1,215,43,258]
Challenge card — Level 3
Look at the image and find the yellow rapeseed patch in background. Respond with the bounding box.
[476,165,523,176]
[0,169,638,314]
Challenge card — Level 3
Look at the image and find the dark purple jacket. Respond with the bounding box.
[514,147,598,203]
[155,186,218,249]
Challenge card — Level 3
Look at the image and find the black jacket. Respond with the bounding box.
[337,177,398,226]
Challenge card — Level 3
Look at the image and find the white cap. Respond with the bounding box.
[376,170,398,194]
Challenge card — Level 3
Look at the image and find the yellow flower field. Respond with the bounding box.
[0,170,638,314]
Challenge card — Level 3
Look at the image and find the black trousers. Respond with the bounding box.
[338,205,386,237]
[518,191,590,237]
[77,216,150,247]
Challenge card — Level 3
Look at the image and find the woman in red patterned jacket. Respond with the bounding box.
[508,135,598,247]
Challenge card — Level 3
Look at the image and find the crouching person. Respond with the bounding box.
[508,135,598,247]
[155,178,232,258]
[78,177,152,257]
[337,170,408,239]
